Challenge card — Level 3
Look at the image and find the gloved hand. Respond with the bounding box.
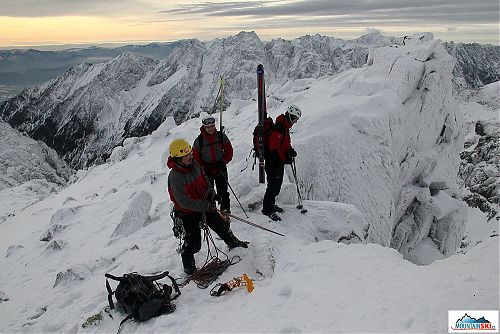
[287,148,297,158]
[216,161,226,170]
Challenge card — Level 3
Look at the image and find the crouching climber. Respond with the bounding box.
[167,138,248,275]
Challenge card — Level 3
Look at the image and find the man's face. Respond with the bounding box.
[181,152,193,165]
[204,124,216,134]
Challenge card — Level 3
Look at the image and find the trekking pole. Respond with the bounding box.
[217,210,284,237]
[291,158,307,214]
[219,172,249,218]
[219,75,224,129]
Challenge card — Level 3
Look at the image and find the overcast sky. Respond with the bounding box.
[1,0,498,48]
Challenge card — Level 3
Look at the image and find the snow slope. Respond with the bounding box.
[0,121,72,223]
[0,35,497,333]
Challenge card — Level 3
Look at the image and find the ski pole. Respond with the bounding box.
[219,172,249,218]
[217,210,284,237]
[291,158,307,214]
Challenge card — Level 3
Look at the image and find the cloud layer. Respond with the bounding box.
[161,0,498,24]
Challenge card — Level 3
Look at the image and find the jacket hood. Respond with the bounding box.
[276,114,293,129]
[167,156,191,172]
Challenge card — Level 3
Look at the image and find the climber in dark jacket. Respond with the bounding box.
[262,105,302,221]
[192,115,233,213]
[167,138,248,274]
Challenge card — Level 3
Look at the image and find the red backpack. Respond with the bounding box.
[252,116,274,158]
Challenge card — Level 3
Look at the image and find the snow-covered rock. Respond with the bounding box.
[458,81,499,220]
[0,121,71,190]
[460,119,499,219]
[443,42,500,91]
[0,121,72,223]
[280,35,466,257]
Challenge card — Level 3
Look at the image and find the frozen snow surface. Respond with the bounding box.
[0,33,498,333]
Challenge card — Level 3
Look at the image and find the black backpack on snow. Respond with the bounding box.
[105,271,181,328]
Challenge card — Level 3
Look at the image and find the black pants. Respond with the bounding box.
[204,165,230,211]
[178,211,232,265]
[262,160,285,214]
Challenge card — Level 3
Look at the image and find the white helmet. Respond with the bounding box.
[287,104,302,121]
[202,115,216,126]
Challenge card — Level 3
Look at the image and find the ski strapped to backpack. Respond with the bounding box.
[256,64,267,184]
[105,271,181,330]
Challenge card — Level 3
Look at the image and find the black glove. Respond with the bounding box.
[288,148,297,158]
[216,161,226,170]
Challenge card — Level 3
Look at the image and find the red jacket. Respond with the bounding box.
[192,126,233,172]
[267,114,293,163]
[167,156,211,214]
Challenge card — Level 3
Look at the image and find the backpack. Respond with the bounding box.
[252,116,274,158]
[197,130,225,153]
[105,271,181,328]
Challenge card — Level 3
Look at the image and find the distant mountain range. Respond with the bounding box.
[0,42,180,101]
[0,31,498,170]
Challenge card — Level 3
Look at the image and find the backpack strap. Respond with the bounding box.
[197,133,203,147]
[117,314,134,334]
[105,278,115,310]
[197,131,225,155]
[105,273,126,282]
[166,272,181,301]
[146,271,181,300]
[105,273,126,310]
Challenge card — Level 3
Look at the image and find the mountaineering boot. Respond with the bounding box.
[225,230,249,250]
[181,253,196,275]
[266,212,281,221]
[273,205,284,213]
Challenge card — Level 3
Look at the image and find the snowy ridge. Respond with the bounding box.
[0,34,497,333]
[1,32,498,169]
[0,31,391,169]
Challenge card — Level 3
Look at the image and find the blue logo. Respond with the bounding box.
[452,313,497,331]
